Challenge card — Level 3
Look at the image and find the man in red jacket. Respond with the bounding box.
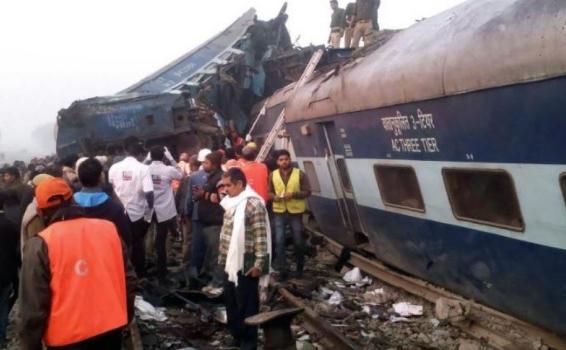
[240,146,269,202]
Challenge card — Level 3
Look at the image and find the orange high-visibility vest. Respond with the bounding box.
[39,218,128,347]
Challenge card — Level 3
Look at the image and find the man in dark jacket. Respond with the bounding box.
[184,153,210,288]
[2,166,32,226]
[194,151,225,291]
[74,158,132,247]
[0,193,19,346]
[19,178,136,350]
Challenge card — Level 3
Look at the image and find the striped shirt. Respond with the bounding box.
[218,197,269,273]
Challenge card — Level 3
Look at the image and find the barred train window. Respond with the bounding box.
[374,165,425,212]
[336,158,353,192]
[442,168,524,231]
[303,161,321,193]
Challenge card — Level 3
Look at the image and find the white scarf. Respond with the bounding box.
[221,186,272,287]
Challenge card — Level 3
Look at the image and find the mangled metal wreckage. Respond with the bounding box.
[56,5,316,156]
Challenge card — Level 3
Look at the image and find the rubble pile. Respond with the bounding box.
[132,239,236,350]
[280,247,490,350]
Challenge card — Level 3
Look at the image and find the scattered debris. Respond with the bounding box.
[296,341,316,350]
[342,267,373,287]
[430,318,441,328]
[393,302,424,317]
[363,288,390,305]
[459,339,482,350]
[135,295,168,322]
[435,297,469,322]
[362,305,382,319]
[279,248,488,350]
[213,307,228,325]
[343,267,363,283]
[389,315,412,323]
[328,291,344,305]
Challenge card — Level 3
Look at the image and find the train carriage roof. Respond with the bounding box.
[286,0,566,122]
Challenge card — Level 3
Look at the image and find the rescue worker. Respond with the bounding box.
[75,158,132,247]
[218,168,270,350]
[148,146,183,282]
[328,0,346,48]
[19,178,136,350]
[109,138,154,277]
[351,0,380,48]
[269,150,311,280]
[344,2,357,48]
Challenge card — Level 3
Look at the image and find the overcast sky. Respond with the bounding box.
[0,0,466,161]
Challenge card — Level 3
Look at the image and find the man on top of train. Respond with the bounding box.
[344,2,357,48]
[328,0,346,48]
[351,0,380,48]
[269,150,311,280]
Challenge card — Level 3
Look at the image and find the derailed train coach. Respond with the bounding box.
[284,0,566,337]
[55,6,304,157]
[55,92,222,156]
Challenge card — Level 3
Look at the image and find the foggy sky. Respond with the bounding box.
[0,0,466,161]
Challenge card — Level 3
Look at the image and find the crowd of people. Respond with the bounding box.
[0,135,311,350]
[328,0,381,49]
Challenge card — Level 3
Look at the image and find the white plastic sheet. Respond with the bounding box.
[343,267,363,283]
[135,295,168,322]
[363,288,389,305]
[328,291,344,305]
[392,302,423,317]
[343,267,373,287]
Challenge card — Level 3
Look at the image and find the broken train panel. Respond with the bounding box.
[56,93,223,156]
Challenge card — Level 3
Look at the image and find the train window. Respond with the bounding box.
[443,168,524,231]
[374,165,425,212]
[145,114,155,125]
[303,161,321,193]
[336,158,353,192]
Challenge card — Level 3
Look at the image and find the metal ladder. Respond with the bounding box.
[255,48,325,162]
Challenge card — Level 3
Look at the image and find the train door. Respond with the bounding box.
[319,122,367,240]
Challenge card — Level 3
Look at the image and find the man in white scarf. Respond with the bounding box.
[218,168,271,350]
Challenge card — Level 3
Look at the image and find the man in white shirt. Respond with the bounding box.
[109,139,154,277]
[148,146,183,282]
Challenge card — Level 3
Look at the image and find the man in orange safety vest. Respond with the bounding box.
[18,178,136,350]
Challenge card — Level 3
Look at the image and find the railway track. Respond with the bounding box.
[305,227,566,350]
[276,285,362,350]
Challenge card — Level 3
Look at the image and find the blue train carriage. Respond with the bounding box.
[56,92,220,157]
[284,0,566,337]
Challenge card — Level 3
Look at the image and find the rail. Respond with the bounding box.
[275,284,362,350]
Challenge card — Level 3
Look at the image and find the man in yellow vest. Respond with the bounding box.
[18,178,136,350]
[268,150,311,280]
